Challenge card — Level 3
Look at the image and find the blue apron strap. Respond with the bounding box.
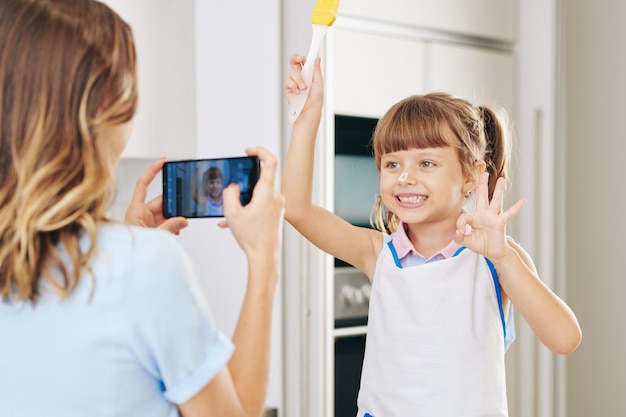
[387,240,403,269]
[485,257,507,342]
[454,247,507,343]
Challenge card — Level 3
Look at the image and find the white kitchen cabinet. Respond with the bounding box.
[101,0,196,160]
[339,0,516,42]
[425,42,520,235]
[429,42,517,118]
[330,29,425,118]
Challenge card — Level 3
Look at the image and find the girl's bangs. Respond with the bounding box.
[374,110,455,158]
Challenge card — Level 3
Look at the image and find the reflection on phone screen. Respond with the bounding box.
[163,157,258,218]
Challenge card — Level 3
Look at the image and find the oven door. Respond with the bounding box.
[334,327,367,417]
[334,267,370,417]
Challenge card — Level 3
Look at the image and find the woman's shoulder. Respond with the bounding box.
[93,223,196,290]
[95,223,188,269]
[97,222,179,247]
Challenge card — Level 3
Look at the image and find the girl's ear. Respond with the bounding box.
[464,160,486,192]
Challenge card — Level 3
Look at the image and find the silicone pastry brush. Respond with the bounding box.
[289,0,340,123]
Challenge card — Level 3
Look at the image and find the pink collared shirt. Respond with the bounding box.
[391,222,462,268]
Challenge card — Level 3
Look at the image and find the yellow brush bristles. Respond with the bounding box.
[311,0,340,26]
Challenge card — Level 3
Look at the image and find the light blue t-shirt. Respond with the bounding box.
[0,223,234,417]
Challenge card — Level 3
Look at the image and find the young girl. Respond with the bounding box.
[202,167,225,215]
[283,54,581,416]
[0,1,284,416]
[192,166,225,216]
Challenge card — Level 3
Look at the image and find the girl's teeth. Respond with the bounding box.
[398,196,426,203]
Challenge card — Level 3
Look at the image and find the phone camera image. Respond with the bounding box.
[163,156,260,218]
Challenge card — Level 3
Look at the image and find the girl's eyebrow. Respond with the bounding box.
[383,149,448,158]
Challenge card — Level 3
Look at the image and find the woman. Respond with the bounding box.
[0,1,284,416]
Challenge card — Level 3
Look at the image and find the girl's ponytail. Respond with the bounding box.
[479,105,511,201]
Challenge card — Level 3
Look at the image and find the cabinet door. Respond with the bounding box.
[429,43,517,114]
[330,29,425,118]
[102,0,196,159]
[429,42,518,223]
[339,0,515,42]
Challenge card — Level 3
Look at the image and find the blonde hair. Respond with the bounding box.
[370,92,511,233]
[0,0,137,303]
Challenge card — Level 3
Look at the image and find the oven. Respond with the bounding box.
[334,266,370,417]
[333,114,378,417]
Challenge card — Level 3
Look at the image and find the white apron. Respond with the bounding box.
[356,241,509,417]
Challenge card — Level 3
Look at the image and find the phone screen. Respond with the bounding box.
[162,156,260,218]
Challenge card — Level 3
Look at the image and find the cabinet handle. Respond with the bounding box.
[333,325,368,339]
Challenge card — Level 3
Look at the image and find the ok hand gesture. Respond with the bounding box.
[454,172,527,264]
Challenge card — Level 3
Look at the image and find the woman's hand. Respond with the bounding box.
[454,172,526,263]
[178,148,284,417]
[125,158,188,235]
[218,147,284,272]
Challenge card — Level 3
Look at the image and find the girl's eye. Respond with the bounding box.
[385,161,399,169]
[420,161,435,168]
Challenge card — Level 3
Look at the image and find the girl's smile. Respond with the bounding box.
[396,194,427,206]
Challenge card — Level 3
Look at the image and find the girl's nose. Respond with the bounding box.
[397,170,416,185]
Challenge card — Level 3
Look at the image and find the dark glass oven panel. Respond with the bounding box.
[334,114,380,229]
[335,114,378,156]
[335,334,366,417]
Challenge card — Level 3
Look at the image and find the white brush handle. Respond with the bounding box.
[289,24,329,123]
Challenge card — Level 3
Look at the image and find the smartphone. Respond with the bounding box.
[162,156,261,218]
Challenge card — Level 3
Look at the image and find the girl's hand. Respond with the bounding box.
[283,54,324,116]
[454,172,526,263]
[125,158,189,235]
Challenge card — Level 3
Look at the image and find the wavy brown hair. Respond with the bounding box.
[0,0,137,303]
[370,92,512,233]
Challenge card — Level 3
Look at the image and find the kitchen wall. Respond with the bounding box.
[184,1,283,408]
[562,1,626,415]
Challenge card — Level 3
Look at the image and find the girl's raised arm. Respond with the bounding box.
[282,54,381,276]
